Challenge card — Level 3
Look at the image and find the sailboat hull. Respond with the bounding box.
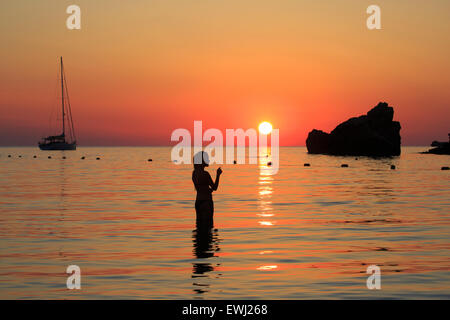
[38,142,76,150]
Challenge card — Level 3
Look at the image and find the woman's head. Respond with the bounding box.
[193,151,210,169]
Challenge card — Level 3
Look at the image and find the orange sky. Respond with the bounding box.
[0,0,449,146]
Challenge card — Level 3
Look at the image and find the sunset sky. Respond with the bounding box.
[0,0,449,146]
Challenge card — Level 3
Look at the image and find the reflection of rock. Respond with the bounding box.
[423,134,450,155]
[306,102,401,156]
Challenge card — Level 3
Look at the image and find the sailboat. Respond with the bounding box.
[39,57,77,150]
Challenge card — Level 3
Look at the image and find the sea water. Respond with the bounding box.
[0,147,449,299]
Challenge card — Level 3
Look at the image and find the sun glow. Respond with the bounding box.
[258,122,273,135]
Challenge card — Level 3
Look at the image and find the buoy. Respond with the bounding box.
[96,157,100,160]
[304,163,310,167]
[390,165,396,170]
[442,166,449,171]
[81,156,85,160]
[341,164,348,168]
[267,161,272,166]
[148,159,153,162]
[48,156,52,159]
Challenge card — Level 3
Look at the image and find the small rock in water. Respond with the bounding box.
[81,156,85,160]
[18,155,22,158]
[355,158,358,160]
[8,155,11,157]
[233,160,237,164]
[267,161,272,166]
[304,163,310,167]
[96,157,100,160]
[48,156,52,159]
[33,155,37,158]
[390,165,396,170]
[442,166,449,170]
[341,164,349,168]
[62,156,66,159]
[148,159,153,162]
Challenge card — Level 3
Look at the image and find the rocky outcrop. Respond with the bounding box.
[306,102,401,156]
[422,134,450,155]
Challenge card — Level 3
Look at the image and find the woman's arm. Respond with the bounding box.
[210,168,222,191]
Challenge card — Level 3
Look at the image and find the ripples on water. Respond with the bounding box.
[0,147,449,299]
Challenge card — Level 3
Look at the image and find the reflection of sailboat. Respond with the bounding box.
[39,57,76,150]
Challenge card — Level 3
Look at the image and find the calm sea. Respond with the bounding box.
[0,147,449,299]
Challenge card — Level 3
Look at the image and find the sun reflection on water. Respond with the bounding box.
[257,265,278,271]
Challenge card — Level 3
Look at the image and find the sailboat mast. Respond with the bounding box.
[60,57,65,137]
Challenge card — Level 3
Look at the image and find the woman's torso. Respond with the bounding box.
[192,170,213,201]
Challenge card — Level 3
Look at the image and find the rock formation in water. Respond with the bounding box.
[422,134,450,155]
[306,102,401,156]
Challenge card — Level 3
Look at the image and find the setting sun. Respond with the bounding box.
[258,122,273,135]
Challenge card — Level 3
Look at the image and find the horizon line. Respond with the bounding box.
[0,145,429,148]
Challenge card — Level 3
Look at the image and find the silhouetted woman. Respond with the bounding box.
[192,151,222,228]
